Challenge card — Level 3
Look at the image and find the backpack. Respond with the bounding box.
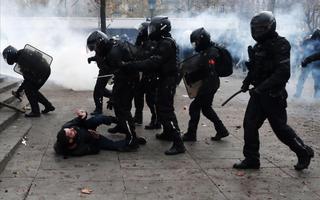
[213,44,233,77]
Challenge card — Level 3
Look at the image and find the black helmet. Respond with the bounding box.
[86,30,109,52]
[250,11,276,42]
[138,21,150,38]
[148,16,171,40]
[311,28,320,40]
[2,45,18,65]
[190,27,211,52]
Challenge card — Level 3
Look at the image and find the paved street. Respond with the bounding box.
[0,75,319,200]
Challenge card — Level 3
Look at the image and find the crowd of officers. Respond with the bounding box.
[2,11,315,171]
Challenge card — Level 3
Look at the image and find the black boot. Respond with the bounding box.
[155,132,173,141]
[294,146,314,171]
[165,135,186,155]
[211,125,230,141]
[137,136,147,145]
[91,109,102,115]
[108,125,122,134]
[182,132,197,142]
[42,105,55,114]
[145,120,161,130]
[233,159,260,169]
[25,112,40,118]
[134,112,143,126]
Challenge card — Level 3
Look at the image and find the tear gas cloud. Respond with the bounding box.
[0,1,315,95]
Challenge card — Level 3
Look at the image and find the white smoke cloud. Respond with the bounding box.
[0,0,98,90]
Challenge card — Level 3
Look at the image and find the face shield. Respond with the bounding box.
[148,24,157,37]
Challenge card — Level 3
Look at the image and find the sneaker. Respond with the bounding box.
[42,106,55,114]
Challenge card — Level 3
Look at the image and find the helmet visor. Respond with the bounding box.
[148,24,157,37]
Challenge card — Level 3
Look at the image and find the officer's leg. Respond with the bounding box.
[145,81,161,129]
[24,80,40,116]
[37,91,55,114]
[311,68,320,98]
[234,96,266,169]
[133,78,144,125]
[182,98,201,141]
[199,92,229,141]
[266,97,314,170]
[294,68,310,97]
[92,75,109,115]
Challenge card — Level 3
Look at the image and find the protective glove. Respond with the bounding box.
[247,45,254,61]
[241,84,250,93]
[106,100,113,110]
[301,58,309,68]
[88,57,95,64]
[249,87,261,96]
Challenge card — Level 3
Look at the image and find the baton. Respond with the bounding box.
[221,90,243,107]
[94,74,114,79]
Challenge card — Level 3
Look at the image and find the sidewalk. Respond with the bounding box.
[0,76,319,200]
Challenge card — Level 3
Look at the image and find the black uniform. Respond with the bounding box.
[106,40,141,149]
[133,34,161,129]
[302,51,320,66]
[234,11,314,171]
[87,31,113,115]
[183,28,229,142]
[90,49,112,115]
[124,27,185,154]
[16,48,54,117]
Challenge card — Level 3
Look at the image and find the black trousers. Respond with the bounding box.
[157,76,180,136]
[187,82,225,135]
[23,77,52,114]
[113,78,137,143]
[93,70,112,112]
[243,93,307,163]
[134,74,158,122]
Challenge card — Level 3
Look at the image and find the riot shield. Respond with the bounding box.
[14,44,53,75]
[180,53,205,99]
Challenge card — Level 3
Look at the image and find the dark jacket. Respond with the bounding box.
[16,49,51,85]
[54,116,100,156]
[243,32,291,97]
[303,51,320,66]
[124,35,178,78]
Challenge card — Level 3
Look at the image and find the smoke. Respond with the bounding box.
[0,0,98,90]
[1,1,317,98]
[167,4,318,100]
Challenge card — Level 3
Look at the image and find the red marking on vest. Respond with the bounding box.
[208,59,215,65]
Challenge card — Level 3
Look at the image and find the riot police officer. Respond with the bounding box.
[182,28,230,142]
[103,37,147,151]
[122,16,186,155]
[133,21,161,129]
[234,11,314,170]
[2,45,55,117]
[87,31,113,115]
